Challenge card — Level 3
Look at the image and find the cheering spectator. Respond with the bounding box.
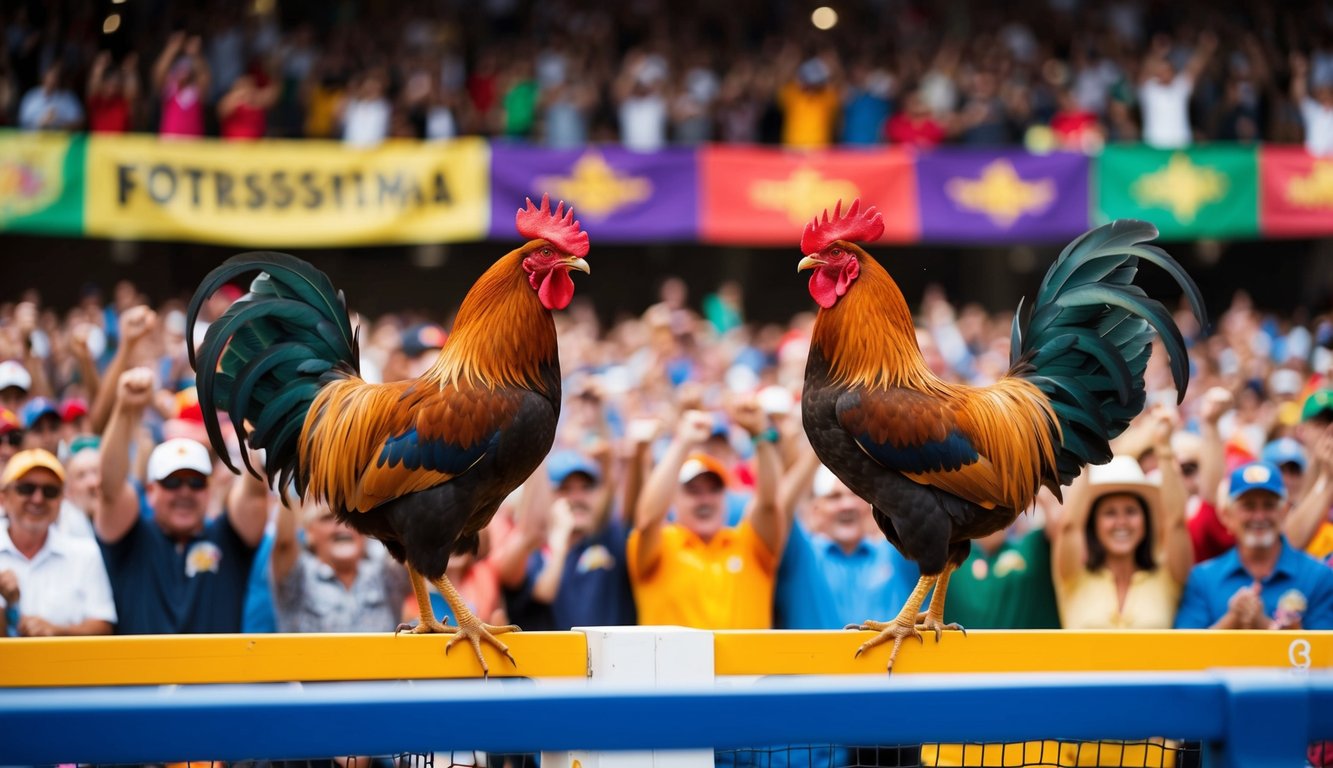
[17,62,83,132]
[1176,461,1333,629]
[1136,31,1217,149]
[218,67,280,141]
[0,450,116,637]
[629,402,786,629]
[270,499,410,633]
[886,90,947,148]
[1291,52,1333,156]
[86,52,139,134]
[96,368,269,634]
[153,32,211,139]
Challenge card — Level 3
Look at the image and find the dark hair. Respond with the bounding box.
[1084,492,1156,572]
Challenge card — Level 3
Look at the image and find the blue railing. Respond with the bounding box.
[0,670,1329,767]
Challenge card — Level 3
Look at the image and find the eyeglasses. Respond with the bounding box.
[13,482,61,500]
[2,431,22,447]
[159,475,208,491]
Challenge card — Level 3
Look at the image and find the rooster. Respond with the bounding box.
[797,200,1204,670]
[186,195,590,674]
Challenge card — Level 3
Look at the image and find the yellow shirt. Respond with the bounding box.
[1306,521,1333,561]
[1055,566,1182,629]
[627,520,777,629]
[778,82,840,148]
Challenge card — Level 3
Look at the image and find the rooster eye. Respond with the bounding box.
[541,247,552,257]
[831,248,842,257]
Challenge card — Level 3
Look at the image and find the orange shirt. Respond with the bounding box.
[779,82,840,149]
[627,520,777,629]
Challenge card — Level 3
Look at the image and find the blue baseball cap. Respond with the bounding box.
[547,450,601,486]
[1228,461,1287,501]
[20,397,59,430]
[1261,438,1307,473]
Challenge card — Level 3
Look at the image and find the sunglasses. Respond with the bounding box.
[2,431,23,447]
[159,475,208,491]
[13,482,61,500]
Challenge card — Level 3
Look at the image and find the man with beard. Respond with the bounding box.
[96,367,269,634]
[629,402,786,628]
[1175,461,1333,629]
[270,499,410,633]
[529,450,635,629]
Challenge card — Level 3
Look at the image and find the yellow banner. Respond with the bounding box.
[85,136,490,246]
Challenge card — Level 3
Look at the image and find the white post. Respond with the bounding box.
[540,626,715,768]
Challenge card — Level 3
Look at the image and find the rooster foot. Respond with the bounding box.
[847,619,922,673]
[918,614,967,642]
[444,621,521,677]
[395,618,450,635]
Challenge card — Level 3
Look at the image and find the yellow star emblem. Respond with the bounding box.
[1285,161,1333,209]
[944,159,1054,228]
[1130,153,1227,223]
[534,151,652,219]
[749,168,860,226]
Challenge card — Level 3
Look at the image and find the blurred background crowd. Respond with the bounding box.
[3,0,1333,153]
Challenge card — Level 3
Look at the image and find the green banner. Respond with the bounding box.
[1096,144,1258,239]
[0,131,85,235]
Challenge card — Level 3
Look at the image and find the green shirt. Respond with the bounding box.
[503,79,538,137]
[946,528,1061,629]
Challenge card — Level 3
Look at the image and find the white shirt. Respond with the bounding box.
[342,98,390,148]
[1139,74,1194,149]
[1300,97,1333,156]
[618,95,668,152]
[0,524,117,629]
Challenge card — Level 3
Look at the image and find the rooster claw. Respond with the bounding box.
[395,618,450,635]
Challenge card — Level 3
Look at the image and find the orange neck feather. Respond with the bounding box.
[425,247,558,391]
[810,244,939,391]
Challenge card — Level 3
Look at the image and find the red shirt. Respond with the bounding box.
[886,114,945,148]
[1188,499,1235,562]
[221,102,266,140]
[88,95,130,133]
[1051,110,1099,150]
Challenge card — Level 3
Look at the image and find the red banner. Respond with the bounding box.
[1260,146,1333,237]
[699,146,918,245]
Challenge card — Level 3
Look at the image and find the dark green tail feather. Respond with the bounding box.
[1010,220,1205,487]
[186,252,359,497]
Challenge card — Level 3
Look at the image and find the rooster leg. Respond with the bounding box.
[396,566,450,634]
[916,563,966,641]
[846,573,938,672]
[431,576,520,678]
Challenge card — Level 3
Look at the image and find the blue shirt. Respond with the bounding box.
[98,509,258,635]
[1174,538,1333,629]
[550,517,637,630]
[774,521,918,629]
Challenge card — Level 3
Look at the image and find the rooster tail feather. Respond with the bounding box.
[1013,220,1205,486]
[186,252,359,496]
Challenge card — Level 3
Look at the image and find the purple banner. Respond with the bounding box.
[489,144,699,243]
[916,149,1090,243]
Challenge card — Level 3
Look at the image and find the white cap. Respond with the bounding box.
[0,360,31,393]
[147,438,214,483]
[813,466,839,498]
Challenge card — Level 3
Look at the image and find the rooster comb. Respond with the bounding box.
[516,194,590,257]
[800,199,885,254]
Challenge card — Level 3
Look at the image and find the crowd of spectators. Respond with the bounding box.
[3,0,1333,154]
[1,264,1332,646]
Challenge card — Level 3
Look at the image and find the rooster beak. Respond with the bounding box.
[798,255,825,272]
[565,257,591,275]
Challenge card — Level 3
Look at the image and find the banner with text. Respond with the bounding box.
[83,136,490,247]
[699,146,918,245]
[1096,145,1259,240]
[488,145,698,242]
[916,149,1090,242]
[1259,146,1333,238]
[0,131,85,236]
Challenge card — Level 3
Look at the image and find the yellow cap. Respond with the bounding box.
[1,449,65,486]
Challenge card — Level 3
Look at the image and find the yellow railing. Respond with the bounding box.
[0,629,1326,687]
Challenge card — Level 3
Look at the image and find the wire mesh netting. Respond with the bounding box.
[718,739,1203,767]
